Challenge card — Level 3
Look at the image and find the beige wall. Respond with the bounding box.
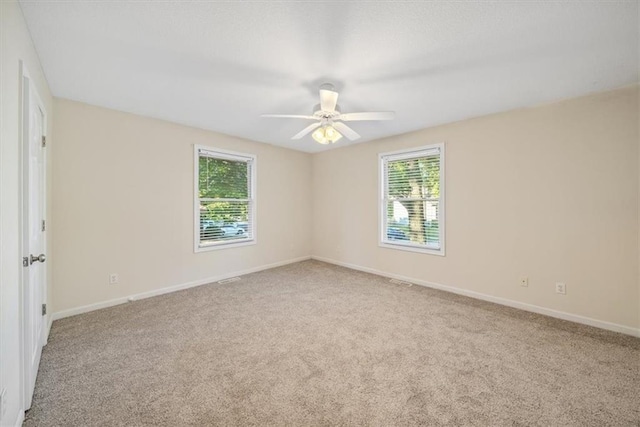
[312,86,639,330]
[0,1,54,425]
[52,87,639,333]
[52,99,312,313]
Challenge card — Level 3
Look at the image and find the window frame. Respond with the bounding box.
[194,145,257,253]
[378,143,445,256]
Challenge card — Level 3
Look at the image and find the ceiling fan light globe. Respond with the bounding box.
[312,127,330,144]
[324,125,338,139]
[312,125,343,144]
[312,127,325,142]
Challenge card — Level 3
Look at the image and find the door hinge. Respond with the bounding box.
[42,304,47,316]
[42,220,46,232]
[23,257,29,267]
[42,136,46,147]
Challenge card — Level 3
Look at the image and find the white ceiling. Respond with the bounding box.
[20,1,639,153]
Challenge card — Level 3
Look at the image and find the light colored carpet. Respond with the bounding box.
[25,260,639,426]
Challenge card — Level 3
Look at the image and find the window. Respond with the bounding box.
[195,146,256,251]
[379,144,445,255]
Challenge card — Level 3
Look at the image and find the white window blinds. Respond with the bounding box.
[195,147,256,250]
[380,144,444,255]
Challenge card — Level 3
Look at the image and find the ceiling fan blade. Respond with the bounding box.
[333,122,361,141]
[292,122,321,140]
[262,114,317,119]
[339,112,395,121]
[319,89,339,112]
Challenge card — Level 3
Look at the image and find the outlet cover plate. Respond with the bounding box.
[555,282,566,294]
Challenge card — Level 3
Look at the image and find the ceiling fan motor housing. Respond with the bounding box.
[312,104,341,119]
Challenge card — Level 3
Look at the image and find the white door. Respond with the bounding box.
[21,70,47,410]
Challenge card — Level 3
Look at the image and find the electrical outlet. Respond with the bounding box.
[519,277,528,287]
[109,273,119,285]
[555,282,566,295]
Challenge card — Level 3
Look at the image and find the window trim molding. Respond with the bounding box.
[193,145,257,253]
[378,143,445,256]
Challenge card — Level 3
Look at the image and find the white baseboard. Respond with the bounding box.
[51,256,311,321]
[311,255,640,338]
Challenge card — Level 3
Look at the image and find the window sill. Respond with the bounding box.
[195,238,256,253]
[379,241,445,256]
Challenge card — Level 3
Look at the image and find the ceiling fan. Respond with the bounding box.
[262,83,395,145]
